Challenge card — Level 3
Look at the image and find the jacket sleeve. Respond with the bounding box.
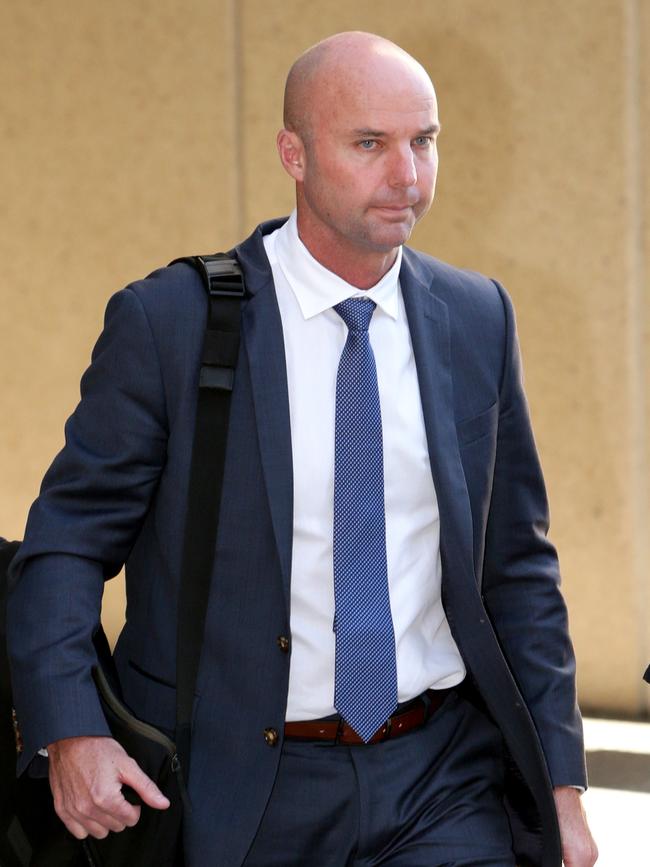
[7,286,168,772]
[481,281,587,789]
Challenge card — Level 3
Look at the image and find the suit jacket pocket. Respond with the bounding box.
[456,401,498,447]
[122,659,201,737]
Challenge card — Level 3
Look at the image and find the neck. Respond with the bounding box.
[295,213,399,291]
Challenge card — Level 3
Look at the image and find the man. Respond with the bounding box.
[8,32,597,866]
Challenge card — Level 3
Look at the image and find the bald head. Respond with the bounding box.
[283,32,434,145]
[277,32,439,286]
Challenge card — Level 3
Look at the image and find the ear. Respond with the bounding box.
[277,129,306,182]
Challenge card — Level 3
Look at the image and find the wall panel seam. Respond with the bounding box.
[224,0,244,246]
[232,0,244,240]
[624,0,649,716]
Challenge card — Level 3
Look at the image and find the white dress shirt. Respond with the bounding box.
[263,212,465,721]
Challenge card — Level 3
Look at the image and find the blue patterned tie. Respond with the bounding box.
[332,298,398,742]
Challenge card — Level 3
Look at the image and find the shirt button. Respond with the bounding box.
[264,727,279,747]
[276,635,290,653]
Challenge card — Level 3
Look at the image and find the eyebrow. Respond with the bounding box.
[352,123,441,138]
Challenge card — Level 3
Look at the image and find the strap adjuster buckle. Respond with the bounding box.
[199,257,245,299]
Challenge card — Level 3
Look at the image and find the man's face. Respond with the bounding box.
[296,57,439,260]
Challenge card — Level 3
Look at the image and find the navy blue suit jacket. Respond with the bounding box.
[8,219,586,866]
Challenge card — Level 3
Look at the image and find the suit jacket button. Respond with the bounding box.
[264,727,279,747]
[276,635,290,653]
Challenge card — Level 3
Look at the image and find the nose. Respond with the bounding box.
[389,146,417,188]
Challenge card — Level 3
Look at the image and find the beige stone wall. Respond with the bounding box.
[2,1,648,716]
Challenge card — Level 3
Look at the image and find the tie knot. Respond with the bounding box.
[334,298,376,333]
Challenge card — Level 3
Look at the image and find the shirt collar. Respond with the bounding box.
[275,210,401,321]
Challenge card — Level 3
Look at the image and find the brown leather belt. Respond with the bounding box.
[284,688,452,745]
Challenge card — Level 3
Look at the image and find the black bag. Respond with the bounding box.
[81,716,181,866]
[1,253,245,867]
[78,632,186,867]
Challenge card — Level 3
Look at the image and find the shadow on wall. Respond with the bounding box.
[586,751,650,793]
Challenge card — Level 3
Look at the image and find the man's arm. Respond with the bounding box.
[482,283,596,864]
[482,282,585,784]
[7,285,170,833]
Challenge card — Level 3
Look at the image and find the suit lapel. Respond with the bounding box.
[235,224,293,613]
[399,251,476,589]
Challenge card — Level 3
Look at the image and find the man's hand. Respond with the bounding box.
[48,736,170,840]
[554,786,598,866]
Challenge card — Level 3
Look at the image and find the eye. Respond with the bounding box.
[358,139,378,150]
[413,136,433,147]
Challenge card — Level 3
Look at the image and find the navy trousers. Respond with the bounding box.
[242,690,516,866]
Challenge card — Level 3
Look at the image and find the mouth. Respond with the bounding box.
[374,203,414,212]
[373,204,416,219]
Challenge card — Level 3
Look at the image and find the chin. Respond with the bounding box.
[370,226,413,250]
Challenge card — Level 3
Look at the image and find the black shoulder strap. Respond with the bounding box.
[168,254,245,779]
